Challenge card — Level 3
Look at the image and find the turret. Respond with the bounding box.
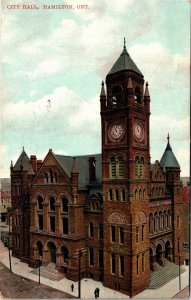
[100,81,106,111]
[144,81,150,113]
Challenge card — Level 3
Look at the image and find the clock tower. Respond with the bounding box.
[101,39,151,296]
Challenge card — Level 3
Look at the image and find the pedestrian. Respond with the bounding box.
[94,288,98,298]
[71,283,74,292]
[96,287,100,298]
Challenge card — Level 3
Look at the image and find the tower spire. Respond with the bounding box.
[100,81,106,97]
[144,81,150,97]
[123,37,127,53]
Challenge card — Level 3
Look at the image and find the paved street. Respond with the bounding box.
[0,262,74,299]
[172,286,189,298]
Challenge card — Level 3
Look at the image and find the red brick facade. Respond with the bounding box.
[10,44,183,296]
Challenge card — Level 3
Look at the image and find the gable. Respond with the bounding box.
[32,151,70,185]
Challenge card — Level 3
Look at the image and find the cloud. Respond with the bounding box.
[3,86,100,137]
[131,43,190,89]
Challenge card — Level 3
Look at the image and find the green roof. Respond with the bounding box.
[108,44,143,76]
[160,139,180,169]
[55,154,102,188]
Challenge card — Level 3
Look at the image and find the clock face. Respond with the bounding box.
[134,122,144,142]
[108,123,124,141]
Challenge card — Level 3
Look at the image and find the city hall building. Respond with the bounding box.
[10,42,183,296]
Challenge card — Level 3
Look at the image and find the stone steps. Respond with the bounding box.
[149,259,185,289]
[30,263,65,281]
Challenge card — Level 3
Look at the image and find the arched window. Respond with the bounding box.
[134,86,142,104]
[45,173,49,183]
[37,196,43,210]
[154,212,158,232]
[159,211,162,230]
[118,156,124,178]
[89,222,94,238]
[62,197,68,213]
[111,85,123,106]
[115,189,119,201]
[110,157,116,179]
[54,172,57,183]
[37,241,43,258]
[139,157,144,177]
[149,214,154,234]
[139,189,142,200]
[168,210,172,228]
[49,169,54,183]
[61,246,69,264]
[49,196,55,211]
[135,189,138,201]
[135,156,139,177]
[163,210,166,229]
[143,189,146,199]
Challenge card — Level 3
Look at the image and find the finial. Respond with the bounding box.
[100,81,106,97]
[123,37,127,53]
[11,160,13,168]
[144,81,150,97]
[22,146,24,151]
[167,133,170,143]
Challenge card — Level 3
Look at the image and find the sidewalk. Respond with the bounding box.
[0,240,189,299]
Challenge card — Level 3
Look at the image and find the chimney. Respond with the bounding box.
[30,155,37,172]
[88,157,96,183]
[37,160,43,171]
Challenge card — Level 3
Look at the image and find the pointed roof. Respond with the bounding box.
[108,38,143,76]
[13,148,30,171]
[100,81,106,97]
[160,134,180,168]
[55,153,102,188]
[144,81,150,97]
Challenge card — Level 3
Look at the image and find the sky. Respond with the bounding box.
[1,0,190,177]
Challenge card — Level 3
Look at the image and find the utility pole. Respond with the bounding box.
[8,211,12,272]
[78,250,82,298]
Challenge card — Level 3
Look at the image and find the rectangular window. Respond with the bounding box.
[111,226,116,243]
[136,255,139,275]
[99,223,103,239]
[121,189,125,201]
[115,189,119,201]
[120,255,124,276]
[111,254,116,274]
[99,249,104,268]
[89,222,94,238]
[136,226,139,243]
[89,247,94,266]
[118,159,124,177]
[142,253,145,272]
[111,160,116,178]
[63,217,69,235]
[142,225,144,241]
[108,189,113,201]
[38,215,43,230]
[50,216,55,232]
[119,227,124,244]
